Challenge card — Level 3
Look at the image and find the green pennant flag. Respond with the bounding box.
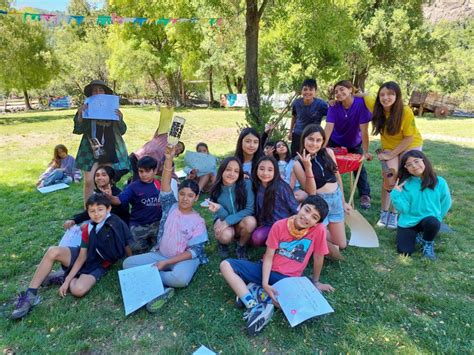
[156,18,170,26]
[23,13,41,22]
[97,15,112,26]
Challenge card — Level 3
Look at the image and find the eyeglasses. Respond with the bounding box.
[276,143,286,148]
[404,158,423,169]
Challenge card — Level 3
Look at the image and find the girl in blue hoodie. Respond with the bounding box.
[391,150,452,260]
[208,157,256,260]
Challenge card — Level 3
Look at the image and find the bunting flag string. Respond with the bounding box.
[0,9,224,27]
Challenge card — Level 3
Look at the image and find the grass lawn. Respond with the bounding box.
[0,107,473,353]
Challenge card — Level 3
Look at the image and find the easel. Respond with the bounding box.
[334,149,379,248]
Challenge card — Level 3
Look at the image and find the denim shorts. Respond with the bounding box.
[318,186,344,224]
[226,259,288,285]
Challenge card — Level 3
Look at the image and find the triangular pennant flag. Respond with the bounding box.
[97,15,112,26]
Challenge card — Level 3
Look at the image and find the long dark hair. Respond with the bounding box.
[94,165,116,190]
[372,81,404,136]
[234,127,262,168]
[209,157,247,210]
[51,144,68,167]
[300,124,337,173]
[398,150,438,190]
[252,156,281,223]
[273,140,291,163]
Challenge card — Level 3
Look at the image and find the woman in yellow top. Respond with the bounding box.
[364,81,423,229]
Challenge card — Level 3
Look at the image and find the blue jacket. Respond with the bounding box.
[214,179,255,226]
[390,176,452,228]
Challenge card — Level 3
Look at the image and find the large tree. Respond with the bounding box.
[0,13,59,109]
[346,0,438,91]
[108,0,204,106]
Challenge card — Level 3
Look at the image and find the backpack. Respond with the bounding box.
[82,215,130,264]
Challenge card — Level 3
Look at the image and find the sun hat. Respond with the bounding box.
[84,80,113,97]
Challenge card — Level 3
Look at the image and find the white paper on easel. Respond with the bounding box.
[345,209,379,248]
[273,277,334,327]
[118,264,165,316]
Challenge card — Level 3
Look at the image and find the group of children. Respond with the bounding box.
[16,78,452,336]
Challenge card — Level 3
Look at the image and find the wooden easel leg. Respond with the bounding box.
[348,163,364,207]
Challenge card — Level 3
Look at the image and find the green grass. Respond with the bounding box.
[0,107,473,353]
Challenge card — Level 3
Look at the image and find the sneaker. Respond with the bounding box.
[235,244,248,260]
[11,291,41,320]
[376,210,389,227]
[360,195,371,209]
[422,240,436,260]
[217,243,230,259]
[145,288,175,314]
[415,233,425,250]
[387,212,398,230]
[235,283,271,309]
[246,303,275,336]
[41,270,65,287]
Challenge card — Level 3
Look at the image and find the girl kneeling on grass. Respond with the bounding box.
[122,145,208,313]
[293,124,352,258]
[207,157,256,260]
[37,144,81,187]
[250,156,299,247]
[391,151,451,260]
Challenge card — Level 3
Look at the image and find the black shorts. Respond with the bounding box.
[62,247,108,281]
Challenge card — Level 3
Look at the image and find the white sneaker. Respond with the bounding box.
[387,212,398,230]
[376,210,389,227]
[246,303,274,336]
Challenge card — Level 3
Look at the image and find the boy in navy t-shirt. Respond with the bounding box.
[107,156,162,254]
[289,78,328,157]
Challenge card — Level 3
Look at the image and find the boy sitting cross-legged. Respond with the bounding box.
[220,195,334,336]
[122,145,208,314]
[11,194,132,320]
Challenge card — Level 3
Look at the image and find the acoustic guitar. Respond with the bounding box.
[375,149,397,191]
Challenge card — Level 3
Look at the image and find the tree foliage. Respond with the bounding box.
[0,14,59,108]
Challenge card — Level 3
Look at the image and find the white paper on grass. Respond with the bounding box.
[83,94,120,120]
[273,277,334,327]
[345,209,380,248]
[193,345,216,355]
[37,183,70,194]
[183,152,217,177]
[118,263,165,316]
[59,225,82,247]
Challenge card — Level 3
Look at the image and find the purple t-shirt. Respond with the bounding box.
[119,179,162,226]
[326,96,372,148]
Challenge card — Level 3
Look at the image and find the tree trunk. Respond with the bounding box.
[23,89,32,110]
[225,75,233,94]
[209,65,214,105]
[245,0,261,124]
[236,76,244,93]
[166,72,183,107]
[353,69,368,92]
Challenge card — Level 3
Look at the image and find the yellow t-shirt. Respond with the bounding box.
[364,95,423,151]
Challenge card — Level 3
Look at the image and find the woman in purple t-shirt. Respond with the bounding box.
[325,80,373,209]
